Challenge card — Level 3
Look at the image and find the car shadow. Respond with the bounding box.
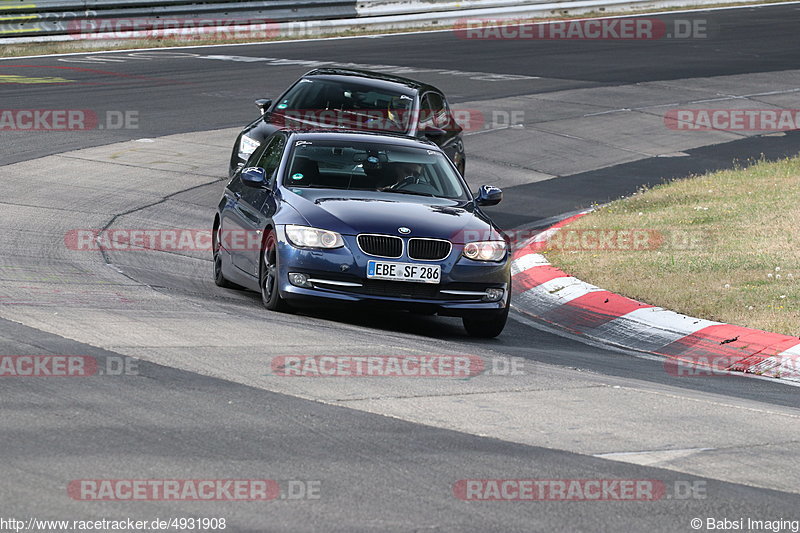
[210,281,512,343]
[295,304,471,339]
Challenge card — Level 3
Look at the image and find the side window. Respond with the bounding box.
[418,94,435,129]
[427,93,450,129]
[256,134,288,179]
[244,140,267,168]
[239,134,287,208]
[229,141,268,196]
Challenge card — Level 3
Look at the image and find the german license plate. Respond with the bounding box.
[367,261,441,284]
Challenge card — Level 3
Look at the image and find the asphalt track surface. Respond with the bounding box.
[1,4,800,532]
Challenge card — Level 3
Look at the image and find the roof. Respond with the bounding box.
[302,68,440,95]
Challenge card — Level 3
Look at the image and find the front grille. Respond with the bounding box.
[358,280,441,299]
[408,238,451,261]
[357,234,402,258]
[333,281,489,301]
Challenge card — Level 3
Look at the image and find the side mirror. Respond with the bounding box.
[476,185,502,206]
[255,99,272,115]
[241,167,267,188]
[421,125,446,139]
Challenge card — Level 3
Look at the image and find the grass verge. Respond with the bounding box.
[545,155,800,336]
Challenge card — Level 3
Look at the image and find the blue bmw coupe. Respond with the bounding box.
[213,130,510,337]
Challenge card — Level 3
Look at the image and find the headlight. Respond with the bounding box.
[238,135,260,158]
[285,225,344,249]
[463,241,506,262]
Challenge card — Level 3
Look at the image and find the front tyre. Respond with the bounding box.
[462,305,509,338]
[260,232,292,312]
[462,280,510,338]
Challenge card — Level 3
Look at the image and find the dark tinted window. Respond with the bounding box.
[255,134,288,179]
[418,94,435,128]
[427,93,450,128]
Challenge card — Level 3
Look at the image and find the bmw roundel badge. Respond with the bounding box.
[398,227,411,235]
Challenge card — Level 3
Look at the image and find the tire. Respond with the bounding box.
[213,223,241,289]
[462,305,509,338]
[462,279,510,338]
[260,232,292,312]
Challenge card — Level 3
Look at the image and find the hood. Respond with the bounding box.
[281,189,501,244]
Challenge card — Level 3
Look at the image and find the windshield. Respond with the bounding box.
[273,78,414,134]
[284,140,469,201]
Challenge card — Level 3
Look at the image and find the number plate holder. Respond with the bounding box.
[367,261,441,284]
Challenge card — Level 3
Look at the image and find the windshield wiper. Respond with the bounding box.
[378,189,435,197]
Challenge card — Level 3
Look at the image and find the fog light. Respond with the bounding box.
[289,272,312,288]
[483,288,504,302]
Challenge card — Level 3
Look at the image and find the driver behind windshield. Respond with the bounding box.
[378,162,423,190]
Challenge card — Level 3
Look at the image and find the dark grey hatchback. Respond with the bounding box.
[229,68,466,178]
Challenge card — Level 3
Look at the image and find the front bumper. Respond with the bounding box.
[276,232,510,316]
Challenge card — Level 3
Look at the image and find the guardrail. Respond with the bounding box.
[0,1,359,39]
[0,0,744,43]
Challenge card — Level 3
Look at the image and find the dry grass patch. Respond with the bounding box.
[546,156,800,335]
